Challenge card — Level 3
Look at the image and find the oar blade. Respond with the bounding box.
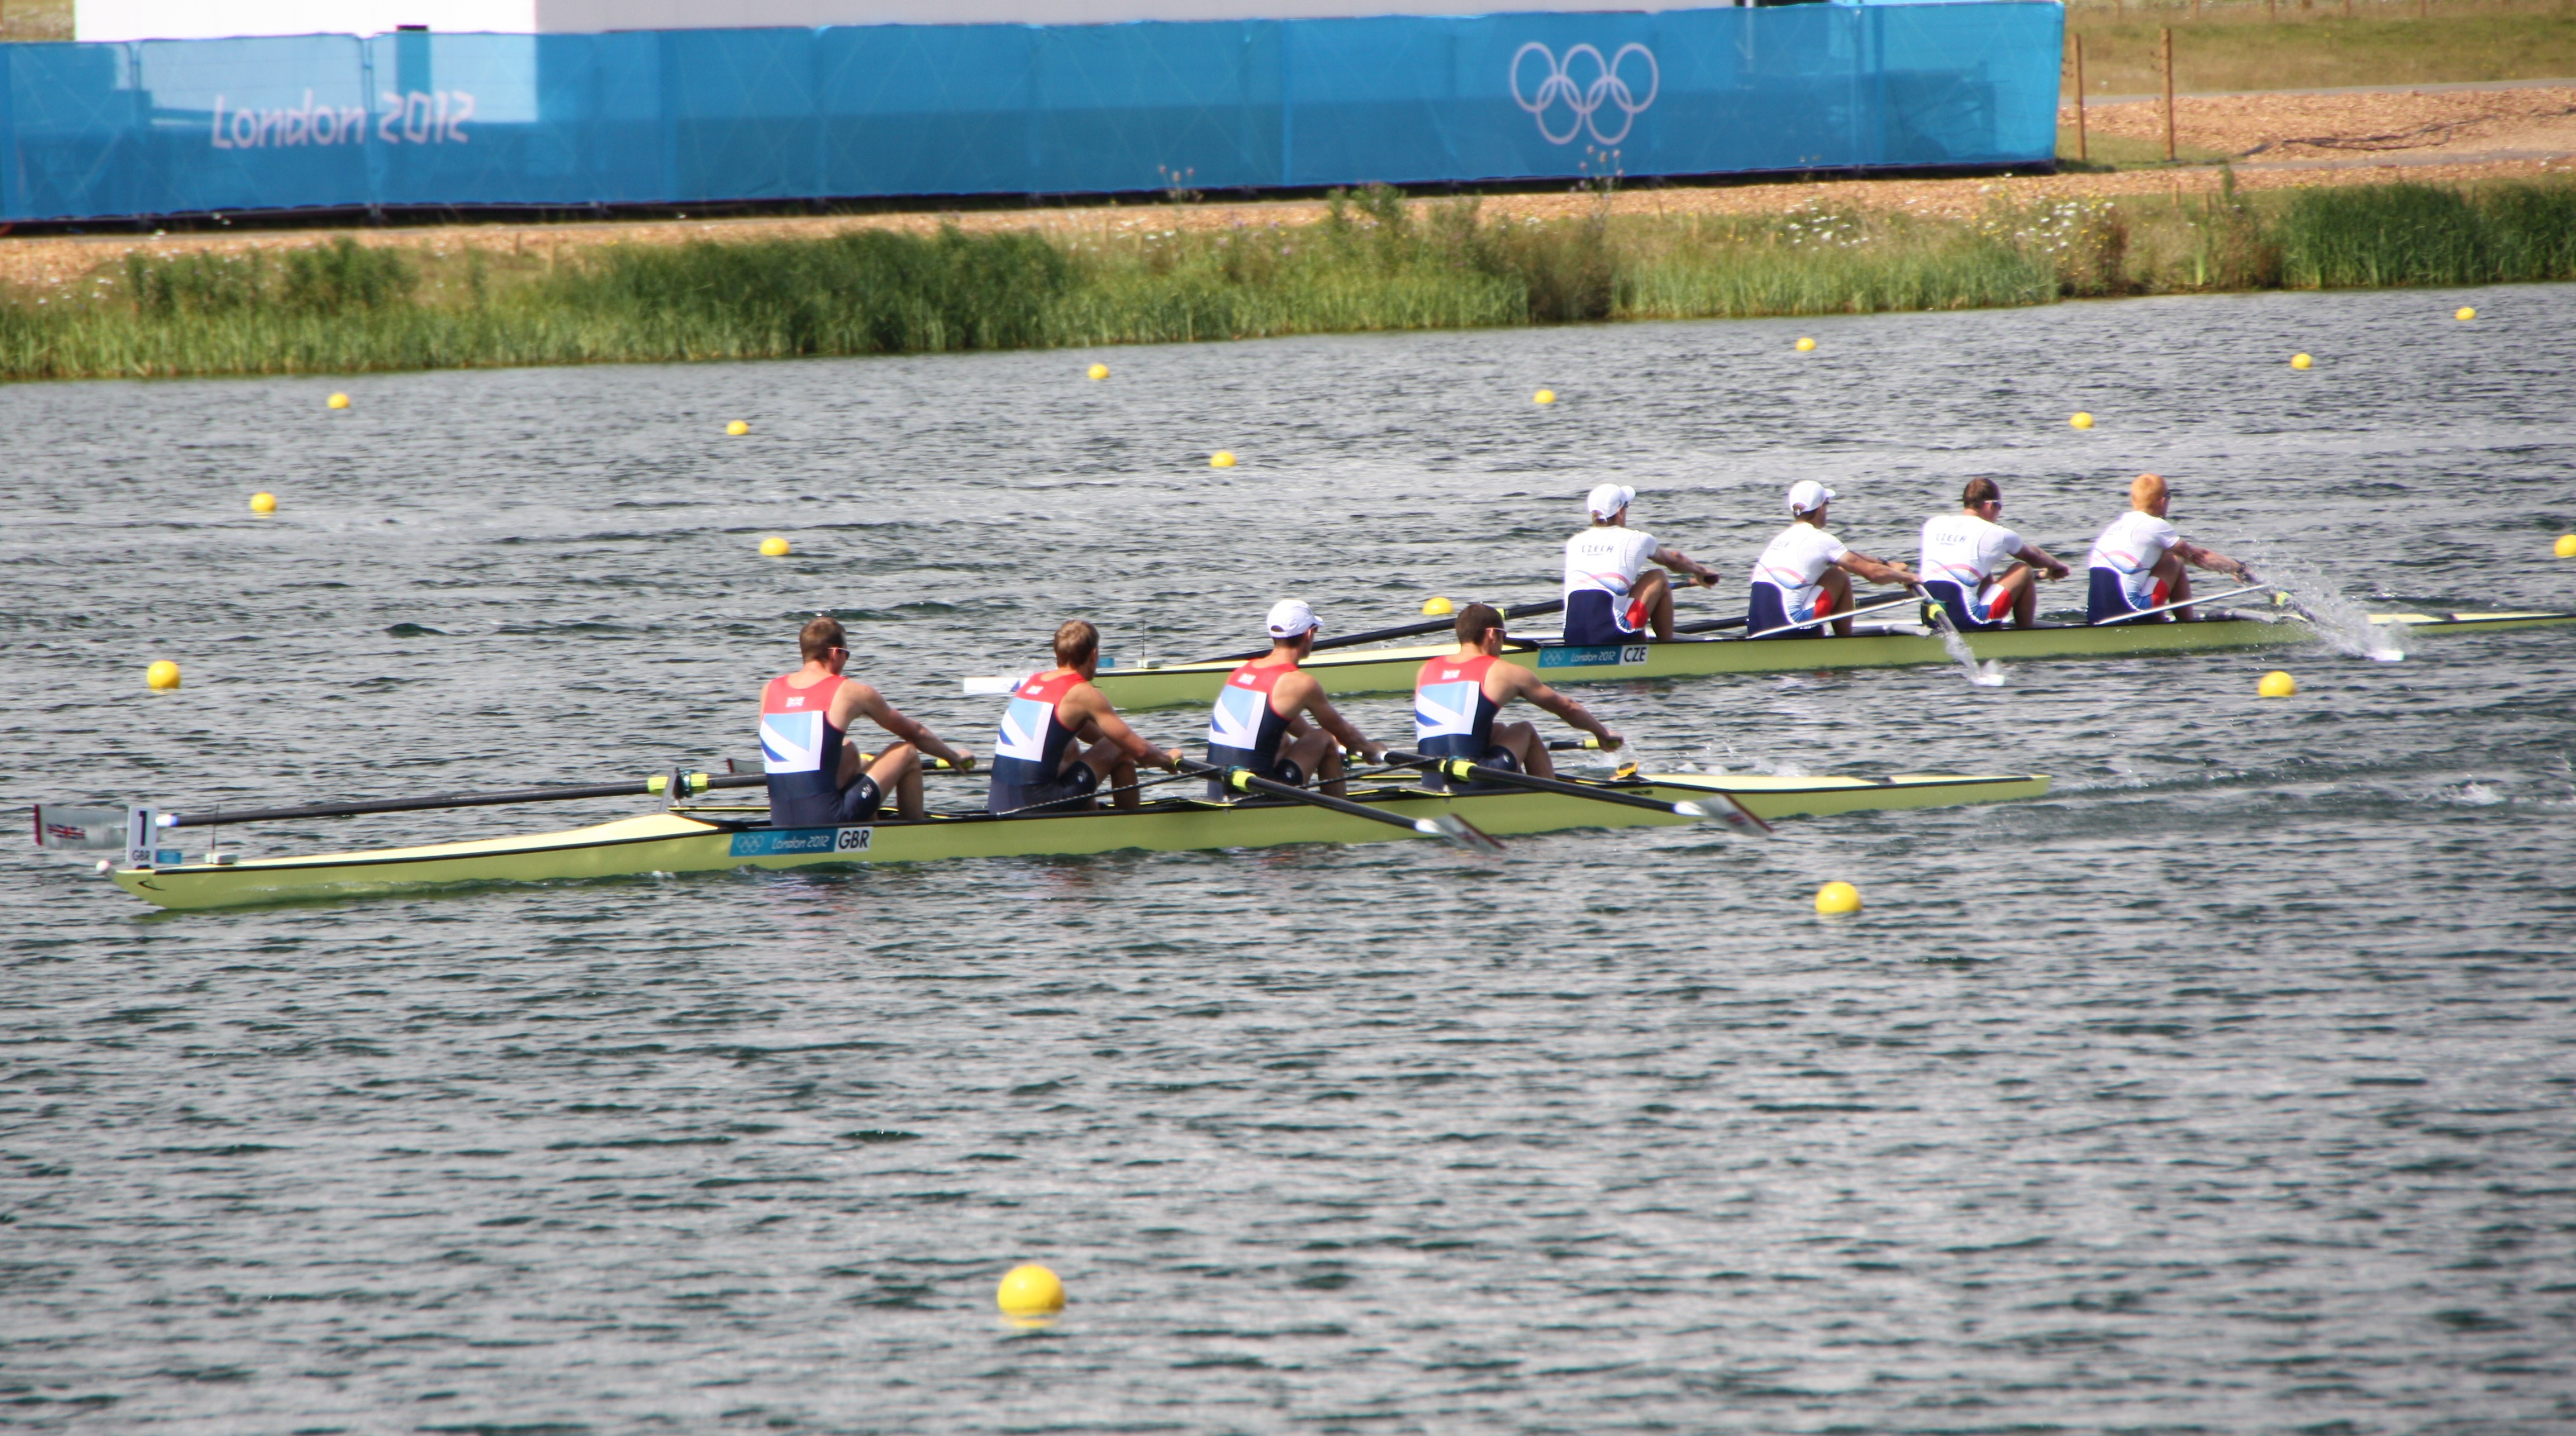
[1414,812,1506,856]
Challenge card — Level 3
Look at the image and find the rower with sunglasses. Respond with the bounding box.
[1918,478,2071,632]
[758,615,974,826]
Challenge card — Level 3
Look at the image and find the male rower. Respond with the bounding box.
[1414,603,1621,790]
[2086,472,2253,625]
[987,618,1183,815]
[760,615,973,825]
[1562,484,1723,645]
[1205,599,1388,799]
[1919,478,2072,632]
[1746,480,1920,638]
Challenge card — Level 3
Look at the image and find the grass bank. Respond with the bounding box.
[2066,0,2576,96]
[0,178,2569,380]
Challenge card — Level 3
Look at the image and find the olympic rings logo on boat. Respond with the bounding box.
[1509,42,1658,146]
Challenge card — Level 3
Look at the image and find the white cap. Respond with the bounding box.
[1585,484,1634,520]
[1266,598,1321,639]
[1785,480,1837,515]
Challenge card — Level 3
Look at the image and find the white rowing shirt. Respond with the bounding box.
[1562,526,1659,606]
[1921,513,2024,599]
[2086,509,2182,608]
[1748,521,1849,615]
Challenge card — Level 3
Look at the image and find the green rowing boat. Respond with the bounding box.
[104,770,2045,911]
[1003,609,2576,711]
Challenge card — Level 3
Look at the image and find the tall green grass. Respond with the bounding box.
[1,178,2569,383]
[2277,182,2576,287]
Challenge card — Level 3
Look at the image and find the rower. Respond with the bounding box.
[1562,484,1722,645]
[2086,472,2252,625]
[1204,599,1388,799]
[1919,478,2072,632]
[1746,480,1920,638]
[1414,602,1621,790]
[760,615,973,825]
[986,618,1183,815]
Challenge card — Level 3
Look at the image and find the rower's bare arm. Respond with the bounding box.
[2177,541,2249,579]
[1653,546,1722,587]
[1511,670,1623,749]
[2018,543,2071,580]
[845,685,974,768]
[1067,686,1178,770]
[1292,680,1385,763]
[1838,551,1920,587]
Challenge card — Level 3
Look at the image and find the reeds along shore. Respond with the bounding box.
[0,177,2570,381]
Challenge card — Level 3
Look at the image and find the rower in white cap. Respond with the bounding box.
[1746,480,1920,639]
[1203,599,1389,798]
[1561,484,1723,646]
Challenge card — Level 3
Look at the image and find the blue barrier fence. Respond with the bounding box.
[0,4,2062,223]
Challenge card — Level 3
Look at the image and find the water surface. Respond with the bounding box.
[4,285,2573,1433]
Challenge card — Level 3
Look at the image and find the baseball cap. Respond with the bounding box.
[1785,480,1837,515]
[1266,598,1321,638]
[1585,484,1635,520]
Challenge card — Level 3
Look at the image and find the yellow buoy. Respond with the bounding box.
[1086,363,1110,380]
[1209,450,1236,468]
[146,660,182,691]
[326,392,349,409]
[1421,595,1454,617]
[2068,411,2094,430]
[2258,670,2297,698]
[249,491,277,514]
[758,535,791,557]
[2555,534,2576,558]
[1795,337,1816,352]
[2290,353,2313,370]
[2456,306,2477,322]
[1533,389,1555,405]
[726,420,750,437]
[996,1264,1065,1317]
[1814,881,1861,916]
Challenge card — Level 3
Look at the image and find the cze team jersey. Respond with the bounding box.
[760,673,848,824]
[1919,512,2025,629]
[1562,527,1660,645]
[2085,509,2182,620]
[1206,660,1297,772]
[990,670,1086,786]
[1745,523,1849,636]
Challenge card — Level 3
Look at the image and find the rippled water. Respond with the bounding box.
[6,284,2574,1434]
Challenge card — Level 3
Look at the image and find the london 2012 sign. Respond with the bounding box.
[1510,43,1658,146]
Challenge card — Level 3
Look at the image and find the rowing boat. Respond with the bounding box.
[97,770,2045,911]
[991,609,2576,711]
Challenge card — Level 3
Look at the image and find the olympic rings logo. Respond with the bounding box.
[1510,42,1659,146]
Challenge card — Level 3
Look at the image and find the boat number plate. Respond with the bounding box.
[731,826,875,858]
[1538,644,1651,670]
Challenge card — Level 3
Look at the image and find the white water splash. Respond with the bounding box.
[2246,556,2407,663]
[1927,615,2008,686]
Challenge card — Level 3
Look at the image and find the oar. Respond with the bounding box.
[1742,594,1918,640]
[1383,749,1772,834]
[1179,760,1504,854]
[1672,615,1750,636]
[1908,583,1991,684]
[153,771,769,829]
[1198,597,1568,664]
[2088,582,2272,627]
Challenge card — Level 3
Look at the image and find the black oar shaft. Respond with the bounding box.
[1203,597,1568,664]
[165,773,769,828]
[1178,761,1431,835]
[1386,750,1687,817]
